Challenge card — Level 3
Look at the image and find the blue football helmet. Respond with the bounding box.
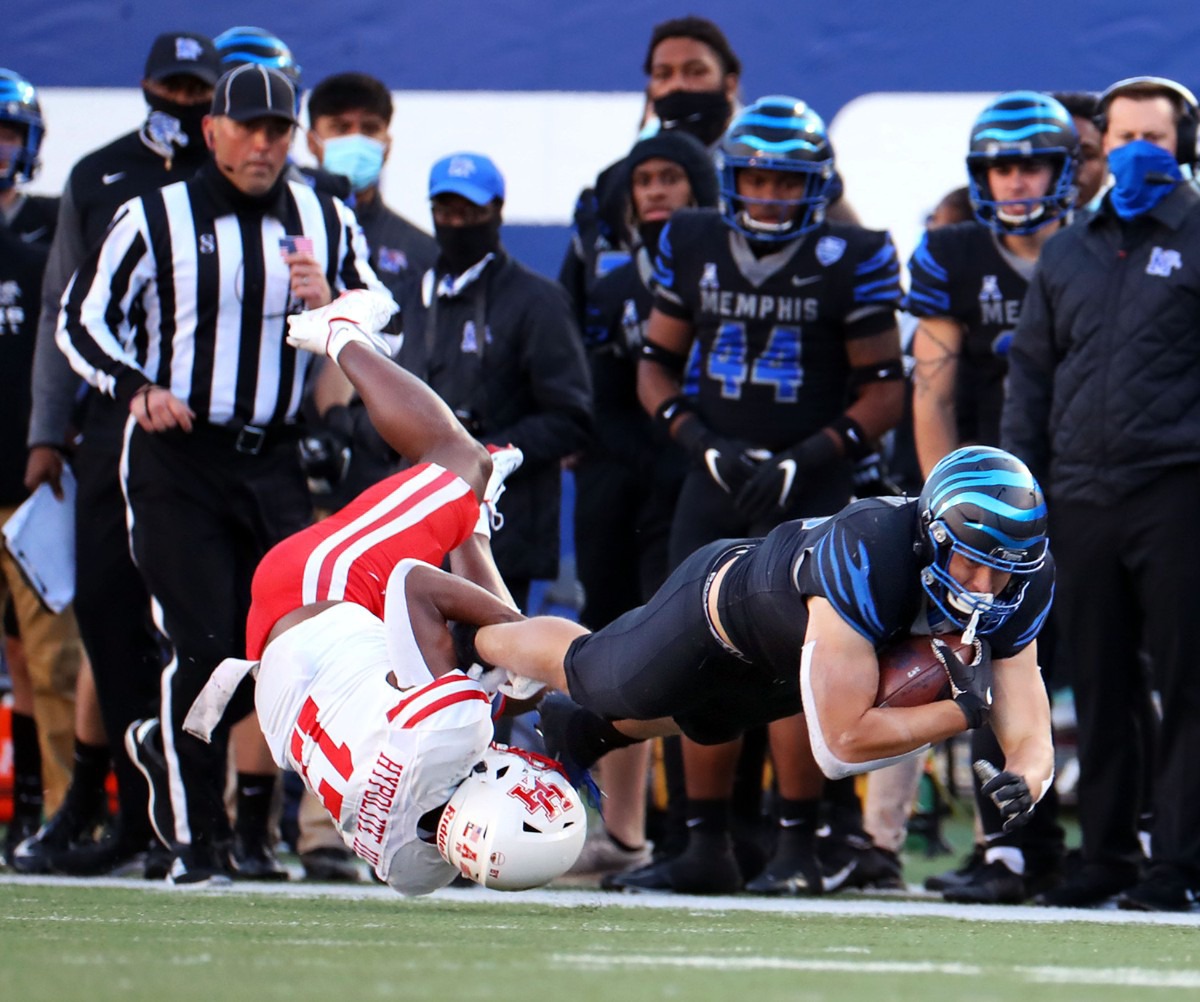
[918,446,1048,636]
[716,95,836,242]
[214,26,302,85]
[0,69,44,190]
[967,91,1079,235]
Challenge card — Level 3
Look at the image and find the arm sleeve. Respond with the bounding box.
[1000,262,1055,486]
[55,201,155,404]
[28,182,89,447]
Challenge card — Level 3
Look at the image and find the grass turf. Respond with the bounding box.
[4,883,1198,1002]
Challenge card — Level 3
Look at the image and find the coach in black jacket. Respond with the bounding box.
[396,153,591,609]
[1002,77,1200,912]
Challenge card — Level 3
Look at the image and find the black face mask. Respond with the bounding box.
[435,217,502,275]
[637,220,668,255]
[142,88,209,154]
[653,89,733,147]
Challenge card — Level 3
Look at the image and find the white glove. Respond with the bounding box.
[323,289,398,331]
[286,290,398,364]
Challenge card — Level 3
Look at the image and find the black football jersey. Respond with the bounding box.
[906,221,1035,447]
[1,195,58,503]
[652,208,902,450]
[717,496,1054,674]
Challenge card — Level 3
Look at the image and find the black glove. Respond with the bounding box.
[298,431,351,490]
[851,451,902,499]
[931,636,993,729]
[733,431,839,522]
[673,417,763,495]
[974,759,1036,832]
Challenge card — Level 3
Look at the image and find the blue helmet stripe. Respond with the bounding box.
[738,134,822,154]
[974,124,1063,142]
[737,111,819,132]
[932,489,1047,523]
[963,519,1046,550]
[977,102,1069,123]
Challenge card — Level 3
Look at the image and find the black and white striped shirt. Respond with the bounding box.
[57,160,392,428]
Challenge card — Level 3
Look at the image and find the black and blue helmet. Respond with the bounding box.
[715,95,835,242]
[0,69,44,191]
[214,26,302,85]
[966,91,1079,235]
[918,446,1048,636]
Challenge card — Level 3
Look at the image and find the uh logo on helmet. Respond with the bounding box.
[715,94,837,242]
[0,69,44,191]
[966,91,1080,235]
[438,744,586,890]
[918,445,1049,637]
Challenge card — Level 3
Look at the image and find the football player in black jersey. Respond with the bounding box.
[569,131,719,879]
[909,92,1080,474]
[0,69,82,866]
[627,95,906,896]
[906,92,1079,905]
[478,446,1056,857]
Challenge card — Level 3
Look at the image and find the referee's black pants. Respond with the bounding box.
[1051,464,1200,884]
[122,420,311,852]
[71,395,164,843]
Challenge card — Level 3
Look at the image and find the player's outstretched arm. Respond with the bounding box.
[986,642,1055,804]
[474,618,588,693]
[801,597,972,779]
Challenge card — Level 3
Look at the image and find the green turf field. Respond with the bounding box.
[4,880,1198,1002]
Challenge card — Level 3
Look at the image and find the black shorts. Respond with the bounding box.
[564,539,802,744]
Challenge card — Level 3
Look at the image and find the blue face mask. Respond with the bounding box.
[1107,140,1183,219]
[321,134,386,193]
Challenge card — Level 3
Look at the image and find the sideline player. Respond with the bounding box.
[633,94,905,896]
[478,446,1056,840]
[907,91,1079,904]
[147,291,585,892]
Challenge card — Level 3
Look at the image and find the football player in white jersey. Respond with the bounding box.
[182,291,586,893]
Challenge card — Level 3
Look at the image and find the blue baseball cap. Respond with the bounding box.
[429,152,505,205]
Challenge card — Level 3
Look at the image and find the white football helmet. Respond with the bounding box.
[437,744,587,890]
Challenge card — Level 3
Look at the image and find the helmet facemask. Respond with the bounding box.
[967,151,1076,235]
[722,160,834,242]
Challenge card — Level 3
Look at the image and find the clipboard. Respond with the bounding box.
[2,465,77,614]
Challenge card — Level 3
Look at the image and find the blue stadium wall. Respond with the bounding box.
[10,0,1198,276]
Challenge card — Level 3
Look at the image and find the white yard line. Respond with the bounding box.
[551,953,1200,989]
[5,872,1200,927]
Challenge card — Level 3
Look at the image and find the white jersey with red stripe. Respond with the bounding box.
[255,596,493,895]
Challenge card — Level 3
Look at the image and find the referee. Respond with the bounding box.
[58,64,394,886]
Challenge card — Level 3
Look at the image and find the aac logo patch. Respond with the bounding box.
[1146,247,1182,277]
[815,235,846,266]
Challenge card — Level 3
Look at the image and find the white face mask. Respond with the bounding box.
[321,134,385,192]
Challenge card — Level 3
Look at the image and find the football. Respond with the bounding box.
[875,632,969,708]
